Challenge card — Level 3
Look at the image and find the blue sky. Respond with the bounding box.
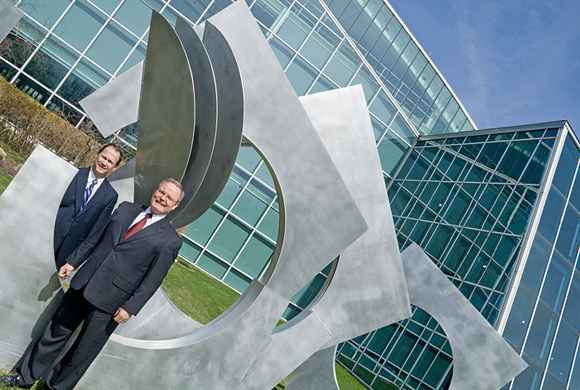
[389,0,580,135]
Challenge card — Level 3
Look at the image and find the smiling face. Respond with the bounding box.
[150,181,182,215]
[92,146,121,179]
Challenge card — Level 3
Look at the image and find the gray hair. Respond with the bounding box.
[159,178,185,202]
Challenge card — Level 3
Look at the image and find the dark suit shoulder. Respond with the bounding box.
[101,178,118,198]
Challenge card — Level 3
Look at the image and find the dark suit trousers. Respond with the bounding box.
[17,288,118,390]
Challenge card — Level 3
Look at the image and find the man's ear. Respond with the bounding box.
[172,202,180,211]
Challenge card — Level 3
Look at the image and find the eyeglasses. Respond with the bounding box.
[155,187,179,204]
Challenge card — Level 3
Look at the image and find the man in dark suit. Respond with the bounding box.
[1,179,184,390]
[54,143,123,268]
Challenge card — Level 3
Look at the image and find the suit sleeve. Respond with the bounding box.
[121,237,182,316]
[65,202,123,268]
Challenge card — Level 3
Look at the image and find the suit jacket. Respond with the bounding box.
[54,167,118,268]
[66,201,182,316]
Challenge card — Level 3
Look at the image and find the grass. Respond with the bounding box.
[161,259,241,324]
[0,370,42,390]
[336,362,369,389]
[0,171,11,195]
[0,140,25,164]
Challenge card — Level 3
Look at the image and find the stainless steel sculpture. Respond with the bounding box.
[0,0,23,43]
[240,86,411,390]
[286,243,528,389]
[0,1,527,389]
[401,244,528,390]
[285,346,339,390]
[0,146,76,365]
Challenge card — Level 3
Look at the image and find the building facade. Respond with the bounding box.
[2,0,579,389]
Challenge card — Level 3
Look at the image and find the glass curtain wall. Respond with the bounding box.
[503,132,580,390]
[335,125,560,389]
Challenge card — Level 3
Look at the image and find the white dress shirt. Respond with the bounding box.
[127,206,166,229]
[84,168,105,205]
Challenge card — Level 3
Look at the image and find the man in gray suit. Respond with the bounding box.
[1,179,184,390]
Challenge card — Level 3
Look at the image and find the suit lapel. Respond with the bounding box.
[117,205,148,244]
[121,216,168,244]
[75,168,90,213]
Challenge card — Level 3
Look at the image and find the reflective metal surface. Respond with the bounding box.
[208,2,368,300]
[168,17,217,223]
[300,86,410,347]
[285,346,339,390]
[241,86,410,389]
[79,62,143,138]
[402,243,527,390]
[0,0,23,43]
[169,22,244,228]
[134,11,196,205]
[0,146,75,368]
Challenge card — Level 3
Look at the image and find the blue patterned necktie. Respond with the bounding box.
[81,179,98,211]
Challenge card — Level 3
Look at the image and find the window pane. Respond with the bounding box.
[377,133,409,176]
[207,216,252,260]
[53,0,106,52]
[547,322,577,381]
[257,206,279,241]
[231,187,270,226]
[524,301,559,367]
[503,285,536,351]
[86,20,138,74]
[537,189,566,244]
[520,235,552,294]
[233,234,274,278]
[552,136,579,195]
[20,0,72,29]
[285,55,317,96]
[540,251,572,314]
[562,270,580,331]
[184,205,225,245]
[223,268,252,292]
[114,0,152,36]
[197,251,228,279]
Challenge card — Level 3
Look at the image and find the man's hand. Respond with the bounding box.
[113,307,132,324]
[58,263,75,279]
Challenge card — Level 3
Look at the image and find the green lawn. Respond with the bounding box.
[0,370,42,390]
[0,171,11,195]
[161,259,241,324]
[0,140,25,165]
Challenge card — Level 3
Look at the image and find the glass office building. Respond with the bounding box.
[2,0,579,389]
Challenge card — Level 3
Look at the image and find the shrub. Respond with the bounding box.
[0,75,100,167]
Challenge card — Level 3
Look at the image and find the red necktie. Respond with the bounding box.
[123,213,152,240]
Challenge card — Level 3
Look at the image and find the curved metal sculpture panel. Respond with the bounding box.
[169,22,244,228]
[285,346,339,390]
[169,17,218,223]
[0,146,75,366]
[206,1,368,300]
[134,11,196,204]
[0,0,23,49]
[241,86,411,390]
[401,243,527,390]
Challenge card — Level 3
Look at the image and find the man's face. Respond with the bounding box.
[150,182,181,215]
[93,146,121,179]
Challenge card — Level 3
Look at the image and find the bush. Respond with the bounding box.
[0,75,100,167]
